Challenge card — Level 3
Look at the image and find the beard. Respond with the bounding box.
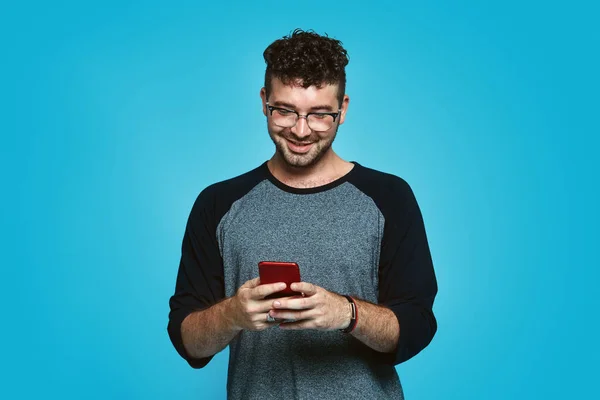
[269,127,338,169]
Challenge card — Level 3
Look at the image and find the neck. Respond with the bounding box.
[268,150,353,189]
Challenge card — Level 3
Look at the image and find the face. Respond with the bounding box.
[261,78,349,169]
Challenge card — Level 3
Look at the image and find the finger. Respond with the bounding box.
[290,282,318,296]
[244,295,298,314]
[269,309,314,321]
[252,282,287,299]
[250,298,286,313]
[272,296,314,310]
[240,277,260,289]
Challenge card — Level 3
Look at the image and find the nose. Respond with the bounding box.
[291,116,311,138]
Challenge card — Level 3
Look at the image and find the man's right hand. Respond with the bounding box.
[230,278,287,331]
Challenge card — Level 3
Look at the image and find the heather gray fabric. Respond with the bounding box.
[216,179,404,400]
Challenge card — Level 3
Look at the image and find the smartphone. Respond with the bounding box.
[258,261,302,299]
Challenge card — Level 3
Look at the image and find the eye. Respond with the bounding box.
[276,108,294,116]
[311,113,329,120]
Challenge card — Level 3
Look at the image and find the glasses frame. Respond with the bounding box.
[265,102,341,131]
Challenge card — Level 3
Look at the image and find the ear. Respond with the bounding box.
[260,87,268,117]
[338,94,350,125]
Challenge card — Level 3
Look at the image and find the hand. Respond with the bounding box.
[231,278,287,331]
[267,282,352,331]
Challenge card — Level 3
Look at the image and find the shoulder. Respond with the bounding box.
[189,163,269,222]
[348,163,426,231]
[348,162,414,204]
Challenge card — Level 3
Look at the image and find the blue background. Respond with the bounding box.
[2,1,598,399]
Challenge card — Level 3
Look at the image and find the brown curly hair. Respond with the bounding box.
[263,29,350,106]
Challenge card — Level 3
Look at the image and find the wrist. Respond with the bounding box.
[339,295,358,333]
[223,297,244,332]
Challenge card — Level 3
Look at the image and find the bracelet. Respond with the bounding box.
[339,295,358,333]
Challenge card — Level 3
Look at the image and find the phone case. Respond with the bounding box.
[258,261,302,299]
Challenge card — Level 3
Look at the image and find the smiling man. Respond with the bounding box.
[168,29,438,399]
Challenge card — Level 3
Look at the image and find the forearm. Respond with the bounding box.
[350,299,399,354]
[181,297,242,359]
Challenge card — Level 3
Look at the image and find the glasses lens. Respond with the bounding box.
[271,109,297,127]
[307,114,335,131]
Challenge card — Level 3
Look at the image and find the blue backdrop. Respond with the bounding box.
[2,1,598,399]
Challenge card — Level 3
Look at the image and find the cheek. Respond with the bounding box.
[268,123,289,136]
[315,130,335,141]
[269,126,283,136]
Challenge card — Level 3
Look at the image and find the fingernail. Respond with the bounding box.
[274,301,281,307]
[279,283,286,289]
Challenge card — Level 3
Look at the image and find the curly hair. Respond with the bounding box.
[263,29,350,106]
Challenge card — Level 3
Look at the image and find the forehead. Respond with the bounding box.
[269,77,339,107]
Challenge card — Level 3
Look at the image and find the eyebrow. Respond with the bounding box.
[270,101,336,112]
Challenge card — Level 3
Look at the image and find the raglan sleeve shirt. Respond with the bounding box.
[167,164,438,369]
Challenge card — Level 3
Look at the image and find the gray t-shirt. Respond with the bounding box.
[168,162,438,399]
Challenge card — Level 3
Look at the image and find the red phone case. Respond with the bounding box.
[258,261,302,299]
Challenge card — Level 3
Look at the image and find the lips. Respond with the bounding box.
[286,139,314,154]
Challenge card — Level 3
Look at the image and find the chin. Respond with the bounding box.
[280,146,331,169]
[281,152,317,168]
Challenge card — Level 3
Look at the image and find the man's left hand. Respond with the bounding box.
[268,282,352,331]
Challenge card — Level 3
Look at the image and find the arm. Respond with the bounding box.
[350,298,399,353]
[168,186,285,367]
[167,187,227,368]
[181,279,287,359]
[181,297,240,359]
[376,180,438,364]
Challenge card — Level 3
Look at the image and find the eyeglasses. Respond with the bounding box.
[266,102,341,131]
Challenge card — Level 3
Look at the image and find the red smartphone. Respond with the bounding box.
[258,261,302,299]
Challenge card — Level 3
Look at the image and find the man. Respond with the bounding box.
[168,29,438,399]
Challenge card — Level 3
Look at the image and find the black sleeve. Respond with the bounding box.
[377,178,438,365]
[167,185,226,369]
